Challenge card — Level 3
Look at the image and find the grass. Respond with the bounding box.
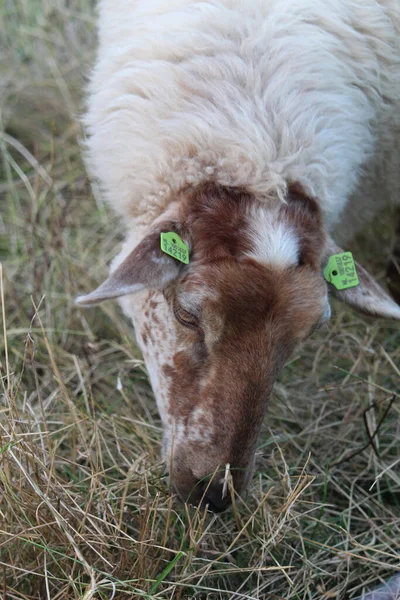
[1,2,399,599]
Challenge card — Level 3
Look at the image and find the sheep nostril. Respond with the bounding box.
[186,479,206,506]
[203,482,231,513]
[185,479,230,512]
[204,496,230,513]
[178,474,233,512]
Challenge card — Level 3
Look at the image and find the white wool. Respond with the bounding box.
[246,205,299,267]
[85,0,400,234]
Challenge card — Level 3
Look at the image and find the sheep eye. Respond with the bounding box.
[173,303,199,329]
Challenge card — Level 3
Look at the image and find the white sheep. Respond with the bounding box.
[77,0,400,512]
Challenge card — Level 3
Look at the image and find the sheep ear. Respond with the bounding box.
[324,238,400,320]
[76,226,186,306]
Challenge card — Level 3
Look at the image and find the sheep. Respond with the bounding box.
[77,0,400,512]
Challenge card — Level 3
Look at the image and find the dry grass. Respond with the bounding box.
[1,2,399,599]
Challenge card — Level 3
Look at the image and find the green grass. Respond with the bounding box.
[1,2,399,599]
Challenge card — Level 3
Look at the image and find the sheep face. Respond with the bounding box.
[139,259,328,511]
[76,184,400,511]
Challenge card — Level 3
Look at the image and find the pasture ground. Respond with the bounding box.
[1,2,399,599]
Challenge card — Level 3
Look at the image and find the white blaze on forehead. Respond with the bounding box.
[247,206,299,267]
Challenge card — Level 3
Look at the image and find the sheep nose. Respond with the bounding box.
[203,481,231,513]
[186,479,231,513]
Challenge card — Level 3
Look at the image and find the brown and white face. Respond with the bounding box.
[77,184,400,511]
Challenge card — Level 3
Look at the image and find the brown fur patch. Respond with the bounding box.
[286,184,327,269]
[178,183,256,261]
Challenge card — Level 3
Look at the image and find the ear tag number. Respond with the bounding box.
[324,252,359,290]
[160,232,190,264]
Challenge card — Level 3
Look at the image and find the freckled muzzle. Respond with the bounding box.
[169,451,255,512]
[179,476,232,513]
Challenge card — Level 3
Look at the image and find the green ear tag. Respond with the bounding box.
[323,252,359,290]
[160,232,190,264]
